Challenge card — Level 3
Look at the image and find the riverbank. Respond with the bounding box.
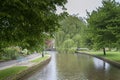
[89,51,120,62]
[0,55,51,80]
[76,51,120,68]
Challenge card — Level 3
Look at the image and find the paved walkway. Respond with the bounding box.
[0,53,41,70]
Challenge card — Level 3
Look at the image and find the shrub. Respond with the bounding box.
[2,46,22,60]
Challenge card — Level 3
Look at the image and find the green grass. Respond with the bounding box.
[0,66,28,80]
[0,55,50,80]
[31,55,50,63]
[89,51,120,63]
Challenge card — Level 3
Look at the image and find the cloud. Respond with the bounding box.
[65,0,102,17]
[57,0,120,17]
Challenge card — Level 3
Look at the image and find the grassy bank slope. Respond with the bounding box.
[90,51,120,63]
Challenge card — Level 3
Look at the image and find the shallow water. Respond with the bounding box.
[23,51,120,80]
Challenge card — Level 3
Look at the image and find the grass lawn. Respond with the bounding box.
[0,66,28,80]
[0,55,50,80]
[89,51,120,63]
[31,55,50,63]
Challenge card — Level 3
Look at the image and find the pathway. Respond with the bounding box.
[0,53,41,70]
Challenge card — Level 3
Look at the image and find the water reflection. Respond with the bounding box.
[93,58,110,71]
[23,52,120,80]
[23,51,57,80]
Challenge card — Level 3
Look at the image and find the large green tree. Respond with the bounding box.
[0,0,67,49]
[87,0,120,55]
[55,15,87,53]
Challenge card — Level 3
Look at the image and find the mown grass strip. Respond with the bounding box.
[0,66,28,80]
[0,55,50,80]
[31,55,50,63]
[89,51,120,62]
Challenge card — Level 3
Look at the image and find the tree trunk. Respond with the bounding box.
[42,51,44,57]
[103,47,106,56]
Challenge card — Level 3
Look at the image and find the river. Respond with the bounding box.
[23,51,120,80]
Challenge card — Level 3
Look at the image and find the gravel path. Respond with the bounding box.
[0,53,41,70]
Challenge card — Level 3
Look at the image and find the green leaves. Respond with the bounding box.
[87,0,120,50]
[55,15,87,53]
[0,0,67,49]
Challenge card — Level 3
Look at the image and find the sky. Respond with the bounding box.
[57,0,120,18]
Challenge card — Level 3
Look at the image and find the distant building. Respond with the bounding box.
[45,39,55,49]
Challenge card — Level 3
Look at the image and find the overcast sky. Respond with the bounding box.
[57,0,120,18]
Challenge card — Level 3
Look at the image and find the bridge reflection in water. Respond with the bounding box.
[23,51,120,80]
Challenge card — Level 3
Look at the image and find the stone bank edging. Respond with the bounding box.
[6,56,51,80]
[75,51,120,68]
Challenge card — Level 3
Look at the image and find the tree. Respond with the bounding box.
[62,39,76,53]
[55,15,87,53]
[0,0,67,50]
[86,0,120,55]
[73,34,81,48]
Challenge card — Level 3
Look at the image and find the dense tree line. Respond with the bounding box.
[55,15,87,53]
